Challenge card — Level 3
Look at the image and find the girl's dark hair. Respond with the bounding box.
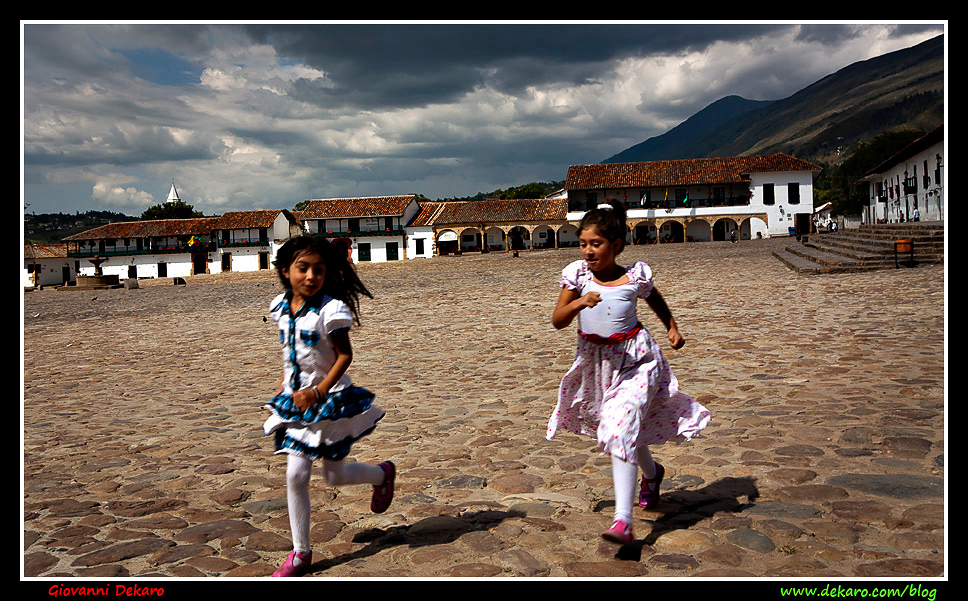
[578,198,628,254]
[274,235,373,324]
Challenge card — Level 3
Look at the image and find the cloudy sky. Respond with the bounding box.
[21,21,945,217]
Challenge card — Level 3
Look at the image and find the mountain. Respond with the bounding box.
[603,34,944,167]
[602,96,774,163]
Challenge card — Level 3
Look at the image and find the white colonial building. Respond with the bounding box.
[63,209,301,280]
[24,243,75,288]
[564,154,823,241]
[298,195,424,262]
[407,198,569,255]
[861,125,944,224]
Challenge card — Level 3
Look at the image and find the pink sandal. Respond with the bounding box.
[371,461,395,513]
[602,519,634,545]
[272,550,312,577]
[638,462,664,509]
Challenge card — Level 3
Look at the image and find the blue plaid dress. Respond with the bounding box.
[263,290,384,461]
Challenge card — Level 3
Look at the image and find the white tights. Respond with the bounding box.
[611,445,657,524]
[285,454,385,554]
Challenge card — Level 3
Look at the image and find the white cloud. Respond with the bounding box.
[91,180,155,209]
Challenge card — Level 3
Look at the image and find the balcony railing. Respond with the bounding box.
[315,229,405,238]
[571,196,752,212]
[68,241,216,258]
[219,239,270,248]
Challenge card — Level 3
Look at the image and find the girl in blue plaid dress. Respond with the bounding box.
[263,236,395,577]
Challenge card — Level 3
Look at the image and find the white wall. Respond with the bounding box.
[77,254,196,279]
[405,226,435,259]
[349,236,408,263]
[271,213,295,241]
[74,244,279,279]
[748,171,814,236]
[215,247,272,273]
[24,258,75,288]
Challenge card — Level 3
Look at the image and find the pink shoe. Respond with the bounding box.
[371,461,395,513]
[272,550,312,577]
[602,519,634,545]
[638,462,664,509]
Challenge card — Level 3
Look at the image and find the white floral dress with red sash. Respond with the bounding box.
[546,260,710,463]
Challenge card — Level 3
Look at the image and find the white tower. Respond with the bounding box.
[166,180,181,204]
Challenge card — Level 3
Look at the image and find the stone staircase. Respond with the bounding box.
[773,221,945,274]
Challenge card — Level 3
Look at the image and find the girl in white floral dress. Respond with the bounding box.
[548,199,710,544]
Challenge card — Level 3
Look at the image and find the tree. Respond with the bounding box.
[141,201,204,220]
[814,129,925,216]
[506,182,552,199]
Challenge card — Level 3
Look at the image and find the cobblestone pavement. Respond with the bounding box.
[23,237,945,579]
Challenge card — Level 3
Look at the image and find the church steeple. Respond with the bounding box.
[166,180,181,204]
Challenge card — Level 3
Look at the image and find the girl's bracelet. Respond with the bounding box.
[312,386,322,402]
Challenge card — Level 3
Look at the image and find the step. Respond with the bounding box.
[858,220,944,233]
[828,233,945,250]
[806,236,943,259]
[797,240,940,266]
[774,247,929,274]
[772,248,868,274]
[775,222,944,274]
[783,243,866,267]
[855,226,943,237]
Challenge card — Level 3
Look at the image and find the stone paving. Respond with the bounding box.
[23,237,946,579]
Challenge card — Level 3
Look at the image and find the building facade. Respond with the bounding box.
[299,196,423,262]
[565,154,823,241]
[861,125,944,224]
[408,199,569,255]
[63,210,300,280]
[24,243,75,288]
[52,151,828,279]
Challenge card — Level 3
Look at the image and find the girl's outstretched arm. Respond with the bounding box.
[646,287,685,349]
[552,286,601,329]
[291,329,354,410]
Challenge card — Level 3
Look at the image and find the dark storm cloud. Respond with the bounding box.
[242,23,788,110]
[794,22,942,45]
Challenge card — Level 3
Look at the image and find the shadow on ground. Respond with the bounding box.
[304,509,514,574]
[616,475,760,561]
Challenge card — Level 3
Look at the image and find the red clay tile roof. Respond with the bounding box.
[63,217,219,241]
[214,210,291,229]
[301,196,418,219]
[407,202,448,227]
[566,154,822,190]
[24,243,68,259]
[411,199,568,226]
[62,210,298,241]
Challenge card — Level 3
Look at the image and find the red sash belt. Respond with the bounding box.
[579,322,642,345]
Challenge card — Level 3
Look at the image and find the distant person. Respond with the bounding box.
[548,199,710,545]
[913,207,921,222]
[730,229,737,243]
[263,236,395,577]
